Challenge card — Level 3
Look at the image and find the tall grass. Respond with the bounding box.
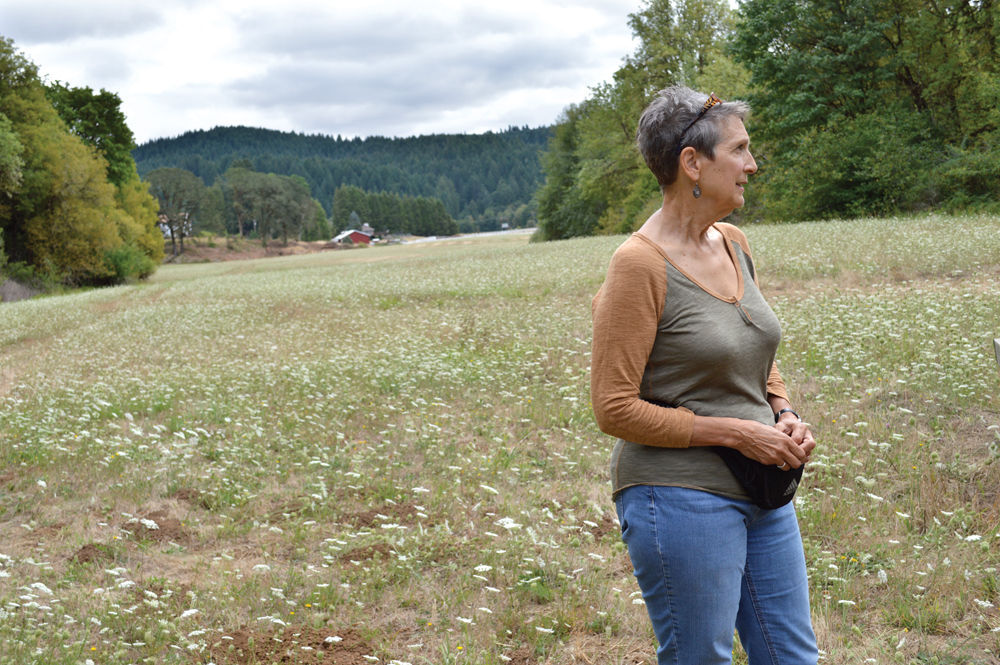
[0,214,998,664]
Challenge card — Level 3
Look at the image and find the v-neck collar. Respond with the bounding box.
[633,225,745,303]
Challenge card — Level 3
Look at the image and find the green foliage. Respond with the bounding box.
[332,184,457,237]
[45,82,137,187]
[533,0,1000,232]
[304,199,332,241]
[196,182,227,235]
[145,167,204,256]
[534,105,604,240]
[0,36,160,285]
[104,243,155,283]
[759,110,941,220]
[535,0,741,239]
[210,165,331,243]
[0,112,24,199]
[111,165,165,265]
[731,0,1000,220]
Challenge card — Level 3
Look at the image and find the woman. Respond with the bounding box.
[590,85,819,664]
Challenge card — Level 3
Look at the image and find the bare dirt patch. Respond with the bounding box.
[205,625,374,664]
[586,512,619,540]
[344,502,419,529]
[338,543,391,563]
[70,542,115,565]
[170,487,209,509]
[123,509,189,544]
[505,645,539,664]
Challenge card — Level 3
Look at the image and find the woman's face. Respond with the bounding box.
[700,115,757,212]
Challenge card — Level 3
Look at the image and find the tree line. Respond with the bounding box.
[535,0,1000,240]
[332,185,458,237]
[1,37,163,286]
[133,125,549,234]
[146,163,332,256]
[146,162,460,255]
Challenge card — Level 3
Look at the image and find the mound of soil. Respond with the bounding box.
[70,543,114,565]
[124,510,189,543]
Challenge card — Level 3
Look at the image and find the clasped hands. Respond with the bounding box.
[738,417,816,470]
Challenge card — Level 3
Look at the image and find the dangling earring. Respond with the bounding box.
[692,182,702,199]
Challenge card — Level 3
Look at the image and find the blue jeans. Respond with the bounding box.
[615,485,818,665]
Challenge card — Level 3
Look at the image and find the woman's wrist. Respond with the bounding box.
[774,407,801,423]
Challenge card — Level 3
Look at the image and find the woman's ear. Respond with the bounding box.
[678,146,701,183]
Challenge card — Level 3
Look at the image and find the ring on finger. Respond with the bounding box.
[777,462,789,470]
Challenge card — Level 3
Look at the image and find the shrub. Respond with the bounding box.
[104,243,156,283]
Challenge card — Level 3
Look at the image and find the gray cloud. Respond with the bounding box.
[11,0,638,142]
[0,1,164,44]
[220,4,621,131]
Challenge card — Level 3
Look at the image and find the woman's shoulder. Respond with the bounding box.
[611,232,669,270]
[715,222,752,255]
[601,233,668,294]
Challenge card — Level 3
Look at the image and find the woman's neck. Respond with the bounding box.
[638,191,719,249]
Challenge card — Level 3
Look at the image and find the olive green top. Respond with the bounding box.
[590,223,788,499]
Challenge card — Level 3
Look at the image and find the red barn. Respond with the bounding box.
[332,229,373,245]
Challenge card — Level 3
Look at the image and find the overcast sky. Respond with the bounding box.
[2,0,640,144]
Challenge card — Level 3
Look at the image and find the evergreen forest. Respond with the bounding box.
[132,125,550,234]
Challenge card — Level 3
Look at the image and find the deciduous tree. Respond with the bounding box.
[146,167,204,257]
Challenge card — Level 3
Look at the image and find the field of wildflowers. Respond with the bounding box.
[0,214,998,664]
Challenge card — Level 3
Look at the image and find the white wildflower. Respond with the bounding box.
[496,517,522,530]
[29,582,53,596]
[179,609,199,619]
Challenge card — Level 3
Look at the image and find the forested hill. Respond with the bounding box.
[132,125,552,230]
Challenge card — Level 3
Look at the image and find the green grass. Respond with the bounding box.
[0,216,998,664]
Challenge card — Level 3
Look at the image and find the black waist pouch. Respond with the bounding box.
[642,398,802,509]
[711,446,802,509]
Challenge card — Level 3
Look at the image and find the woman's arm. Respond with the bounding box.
[590,238,695,447]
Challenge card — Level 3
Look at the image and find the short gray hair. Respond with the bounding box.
[636,85,750,188]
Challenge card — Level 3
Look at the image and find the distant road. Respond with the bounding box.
[402,228,535,244]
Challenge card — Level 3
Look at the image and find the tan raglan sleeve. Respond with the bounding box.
[590,236,695,447]
[717,223,789,402]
